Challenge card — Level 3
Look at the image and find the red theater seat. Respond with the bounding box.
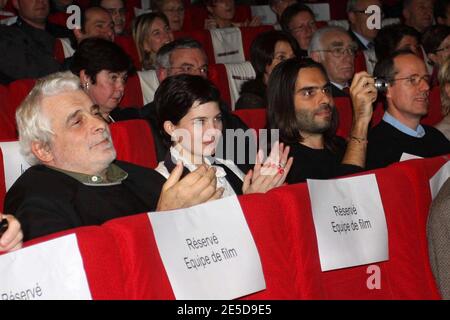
[3,79,35,134]
[422,86,444,126]
[184,5,252,30]
[120,73,144,108]
[23,227,127,300]
[334,97,353,139]
[232,108,266,132]
[240,25,274,60]
[109,119,158,169]
[115,35,141,70]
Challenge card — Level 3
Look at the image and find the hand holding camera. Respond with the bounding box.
[349,71,377,124]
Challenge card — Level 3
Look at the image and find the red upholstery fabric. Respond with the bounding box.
[354,50,367,73]
[208,63,232,107]
[240,25,274,61]
[422,86,444,126]
[23,227,127,300]
[184,5,251,30]
[3,79,35,135]
[53,38,66,64]
[47,12,69,27]
[232,108,266,132]
[0,85,17,141]
[270,165,442,299]
[334,96,353,139]
[109,119,158,169]
[119,73,144,108]
[102,213,176,299]
[115,35,142,70]
[173,29,216,64]
[371,101,385,128]
[0,147,6,212]
[238,192,301,299]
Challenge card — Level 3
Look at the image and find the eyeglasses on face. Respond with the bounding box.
[317,46,358,58]
[169,65,208,75]
[391,74,431,86]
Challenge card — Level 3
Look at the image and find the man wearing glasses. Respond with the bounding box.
[347,0,382,74]
[93,0,127,36]
[367,50,450,169]
[309,26,357,97]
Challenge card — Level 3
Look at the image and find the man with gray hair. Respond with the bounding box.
[347,0,381,73]
[5,71,224,241]
[309,26,358,97]
[142,38,251,172]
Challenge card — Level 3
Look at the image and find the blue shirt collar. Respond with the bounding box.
[382,112,426,138]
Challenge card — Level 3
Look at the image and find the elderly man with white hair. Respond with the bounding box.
[5,71,224,241]
[309,26,358,97]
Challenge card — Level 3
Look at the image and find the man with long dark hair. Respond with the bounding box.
[267,58,376,183]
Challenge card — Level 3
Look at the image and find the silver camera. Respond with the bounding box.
[374,77,389,92]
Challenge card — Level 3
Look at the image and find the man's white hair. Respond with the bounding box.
[308,25,351,57]
[16,71,82,165]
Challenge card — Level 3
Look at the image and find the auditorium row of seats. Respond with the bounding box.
[1,137,447,298]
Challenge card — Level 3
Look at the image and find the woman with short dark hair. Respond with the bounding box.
[235,30,299,110]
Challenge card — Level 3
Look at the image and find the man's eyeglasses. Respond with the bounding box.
[435,45,450,53]
[289,21,316,34]
[391,74,431,86]
[169,65,208,75]
[352,9,385,18]
[317,46,358,58]
[297,84,332,98]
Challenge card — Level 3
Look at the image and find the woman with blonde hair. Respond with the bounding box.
[132,12,174,70]
[436,56,450,140]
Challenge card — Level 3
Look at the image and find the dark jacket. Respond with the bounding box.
[235,78,266,110]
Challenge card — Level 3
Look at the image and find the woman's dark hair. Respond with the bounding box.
[422,25,450,55]
[280,3,315,34]
[374,24,420,61]
[69,37,134,84]
[250,30,300,79]
[154,74,221,145]
[266,57,339,151]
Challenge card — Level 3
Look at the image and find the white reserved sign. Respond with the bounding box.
[430,160,450,200]
[0,234,92,300]
[0,141,31,191]
[149,196,265,300]
[308,174,389,271]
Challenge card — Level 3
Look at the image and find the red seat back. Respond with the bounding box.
[232,108,266,132]
[0,85,17,141]
[240,25,274,61]
[334,96,353,139]
[3,79,36,135]
[47,12,69,27]
[23,227,127,299]
[119,73,144,108]
[115,35,141,70]
[109,119,158,169]
[208,63,232,107]
[422,86,444,126]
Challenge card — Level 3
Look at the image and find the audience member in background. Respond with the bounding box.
[92,0,127,36]
[434,0,450,26]
[152,0,185,32]
[235,30,298,110]
[132,12,174,70]
[69,38,136,123]
[374,23,421,61]
[309,26,357,98]
[154,74,293,197]
[269,0,295,30]
[435,56,450,139]
[50,0,73,13]
[5,71,223,241]
[367,50,450,169]
[143,38,251,172]
[204,0,261,30]
[402,0,433,34]
[280,3,317,57]
[267,58,376,183]
[422,25,450,86]
[0,213,23,253]
[427,177,450,299]
[347,0,382,73]
[73,6,115,44]
[0,0,70,84]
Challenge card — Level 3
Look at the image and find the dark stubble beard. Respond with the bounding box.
[295,104,334,134]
